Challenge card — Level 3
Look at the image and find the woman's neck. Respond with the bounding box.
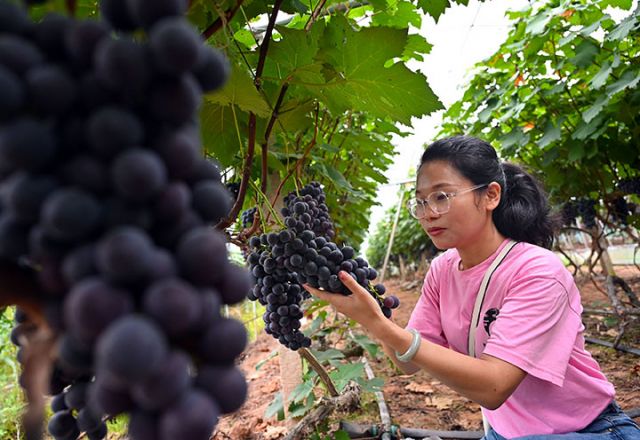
[457,227,506,270]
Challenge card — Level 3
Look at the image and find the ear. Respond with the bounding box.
[485,182,502,211]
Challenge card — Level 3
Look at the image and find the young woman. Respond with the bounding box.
[304,136,640,439]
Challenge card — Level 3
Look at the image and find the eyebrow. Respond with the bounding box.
[415,182,454,196]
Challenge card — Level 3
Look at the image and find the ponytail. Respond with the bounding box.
[493,162,558,249]
[419,136,559,249]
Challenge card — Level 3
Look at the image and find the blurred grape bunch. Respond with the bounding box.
[0,1,251,440]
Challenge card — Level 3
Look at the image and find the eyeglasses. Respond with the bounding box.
[406,183,489,218]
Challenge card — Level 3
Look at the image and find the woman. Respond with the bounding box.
[304,136,640,439]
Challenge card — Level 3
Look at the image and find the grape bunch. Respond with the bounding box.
[560,200,578,227]
[617,177,640,195]
[0,1,251,440]
[610,197,630,226]
[241,206,257,229]
[282,181,335,240]
[575,198,597,229]
[246,182,399,350]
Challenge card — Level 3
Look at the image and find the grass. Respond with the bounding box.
[227,299,266,343]
[0,307,27,440]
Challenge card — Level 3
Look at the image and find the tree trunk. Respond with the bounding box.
[595,227,617,277]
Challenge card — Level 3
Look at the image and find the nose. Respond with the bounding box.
[421,205,441,222]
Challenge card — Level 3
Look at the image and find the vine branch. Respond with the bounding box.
[298,348,339,397]
[215,0,284,231]
[265,103,320,224]
[202,0,246,39]
[65,0,76,17]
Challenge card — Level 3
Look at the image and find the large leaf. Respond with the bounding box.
[316,16,442,125]
[372,0,422,29]
[605,69,640,96]
[416,0,449,22]
[200,102,246,166]
[606,13,638,41]
[537,119,562,148]
[205,63,272,118]
[590,61,613,90]
[262,25,325,83]
[582,95,609,123]
[328,362,365,392]
[568,40,599,68]
[525,12,551,36]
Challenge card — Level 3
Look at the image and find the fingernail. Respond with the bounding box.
[338,271,346,278]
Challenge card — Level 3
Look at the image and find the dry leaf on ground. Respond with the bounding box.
[426,395,456,410]
[405,383,434,394]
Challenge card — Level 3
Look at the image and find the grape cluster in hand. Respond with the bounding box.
[0,1,250,439]
[246,182,399,350]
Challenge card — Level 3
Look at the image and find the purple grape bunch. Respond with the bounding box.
[246,182,400,350]
[0,1,251,439]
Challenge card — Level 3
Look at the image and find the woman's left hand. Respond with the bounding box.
[303,271,386,329]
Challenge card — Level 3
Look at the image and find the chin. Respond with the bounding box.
[430,237,455,250]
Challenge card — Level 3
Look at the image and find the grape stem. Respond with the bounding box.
[265,103,320,225]
[248,180,286,229]
[298,348,339,397]
[65,0,76,17]
[261,82,290,196]
[305,0,329,31]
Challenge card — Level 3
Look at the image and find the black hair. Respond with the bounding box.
[418,135,558,249]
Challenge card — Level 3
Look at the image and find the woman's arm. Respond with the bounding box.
[305,271,526,410]
[369,316,526,409]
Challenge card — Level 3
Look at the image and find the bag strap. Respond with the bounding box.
[467,240,518,357]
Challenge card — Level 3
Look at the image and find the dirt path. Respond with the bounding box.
[213,267,640,439]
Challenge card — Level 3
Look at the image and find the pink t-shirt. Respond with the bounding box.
[407,239,615,438]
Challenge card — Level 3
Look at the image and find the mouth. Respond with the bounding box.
[427,227,446,235]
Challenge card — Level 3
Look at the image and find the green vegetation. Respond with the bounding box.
[0,308,25,439]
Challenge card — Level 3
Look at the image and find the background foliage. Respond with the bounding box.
[366,184,435,270]
[438,0,639,218]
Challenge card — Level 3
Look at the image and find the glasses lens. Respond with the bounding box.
[427,191,450,214]
[407,199,423,218]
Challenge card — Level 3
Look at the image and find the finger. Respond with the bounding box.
[338,271,368,296]
[302,284,331,301]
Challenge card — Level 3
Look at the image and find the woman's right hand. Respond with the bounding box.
[303,270,386,330]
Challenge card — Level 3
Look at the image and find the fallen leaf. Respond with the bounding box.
[605,328,619,337]
[426,395,456,410]
[405,383,434,394]
[264,425,289,439]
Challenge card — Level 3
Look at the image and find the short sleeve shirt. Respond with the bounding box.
[407,240,615,437]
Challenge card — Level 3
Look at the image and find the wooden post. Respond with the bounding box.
[398,254,406,282]
[380,190,405,283]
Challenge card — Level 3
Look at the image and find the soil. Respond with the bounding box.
[213,266,640,440]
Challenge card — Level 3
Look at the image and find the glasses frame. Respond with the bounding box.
[407,183,489,219]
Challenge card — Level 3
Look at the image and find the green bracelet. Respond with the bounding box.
[395,328,421,363]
